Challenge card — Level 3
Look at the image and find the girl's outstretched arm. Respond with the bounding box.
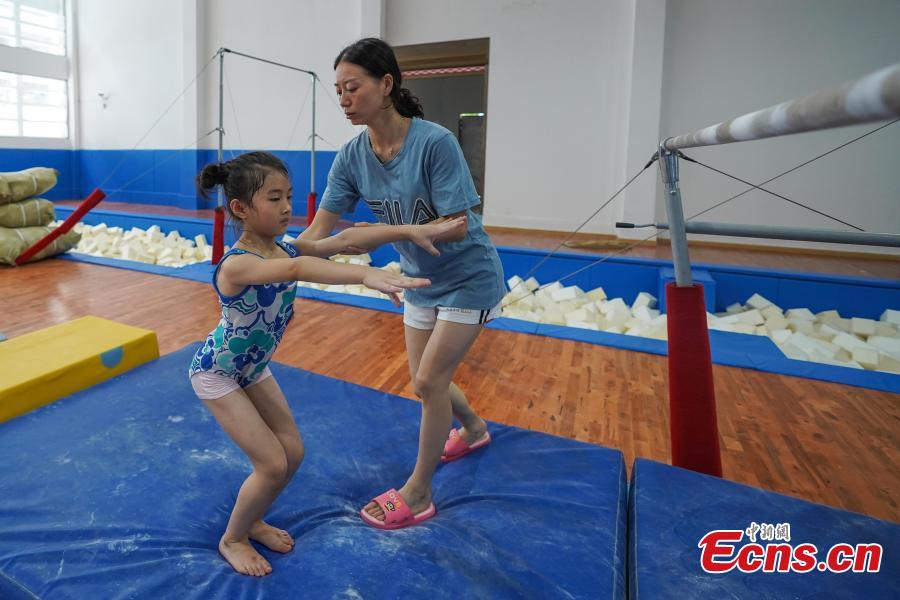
[218,253,429,306]
[293,215,467,258]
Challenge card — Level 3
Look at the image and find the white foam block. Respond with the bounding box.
[851,347,880,370]
[770,329,792,344]
[541,312,566,326]
[832,332,873,353]
[566,319,599,331]
[815,324,843,341]
[867,336,900,356]
[738,309,765,326]
[877,353,900,374]
[633,305,660,323]
[566,307,591,323]
[816,309,841,320]
[733,323,757,335]
[632,292,658,311]
[543,281,563,294]
[788,333,836,360]
[779,343,809,361]
[788,320,816,335]
[585,287,607,302]
[602,298,629,315]
[880,309,900,325]
[550,285,585,303]
[874,322,899,337]
[761,305,784,321]
[850,317,877,337]
[745,293,773,310]
[725,303,744,315]
[785,308,816,321]
[764,315,790,333]
[605,310,630,328]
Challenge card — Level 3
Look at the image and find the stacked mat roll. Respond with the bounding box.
[0,167,80,265]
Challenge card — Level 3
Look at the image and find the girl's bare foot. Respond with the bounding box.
[218,535,272,577]
[249,520,294,553]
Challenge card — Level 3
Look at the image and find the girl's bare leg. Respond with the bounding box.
[244,376,305,553]
[202,387,290,576]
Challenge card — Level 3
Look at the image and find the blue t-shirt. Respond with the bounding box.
[321,118,504,309]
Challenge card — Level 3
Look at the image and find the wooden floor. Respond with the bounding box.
[2,256,898,523]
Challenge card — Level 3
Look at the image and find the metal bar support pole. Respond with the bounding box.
[217,48,225,205]
[652,222,900,248]
[311,73,316,197]
[658,144,693,286]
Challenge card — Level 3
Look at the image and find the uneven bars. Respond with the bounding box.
[664,63,900,150]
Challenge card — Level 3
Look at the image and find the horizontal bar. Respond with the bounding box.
[652,221,900,248]
[221,47,316,77]
[665,62,900,150]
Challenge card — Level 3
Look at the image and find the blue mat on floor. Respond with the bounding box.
[53,252,900,394]
[628,458,899,599]
[0,345,627,599]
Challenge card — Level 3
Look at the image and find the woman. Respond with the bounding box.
[301,38,505,530]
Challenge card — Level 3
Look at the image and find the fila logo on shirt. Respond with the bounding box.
[364,198,438,225]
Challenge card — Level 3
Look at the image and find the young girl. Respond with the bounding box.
[189,151,465,576]
[301,39,506,530]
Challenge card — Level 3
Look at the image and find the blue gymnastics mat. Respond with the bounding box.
[0,345,627,599]
[628,458,899,599]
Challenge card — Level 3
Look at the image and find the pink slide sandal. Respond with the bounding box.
[359,489,436,530]
[441,428,491,463]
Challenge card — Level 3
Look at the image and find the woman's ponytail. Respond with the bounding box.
[393,86,424,118]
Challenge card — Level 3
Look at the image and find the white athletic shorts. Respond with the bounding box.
[189,367,273,400]
[403,301,503,330]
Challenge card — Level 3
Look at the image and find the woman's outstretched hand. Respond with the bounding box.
[362,269,431,307]
[409,216,467,256]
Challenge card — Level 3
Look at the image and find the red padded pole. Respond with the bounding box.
[307,191,317,226]
[15,187,106,266]
[665,282,722,477]
[211,206,225,265]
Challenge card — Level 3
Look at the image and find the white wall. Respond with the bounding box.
[387,0,899,255]
[386,0,636,235]
[67,0,900,256]
[75,0,189,148]
[616,0,666,240]
[658,0,900,254]
[198,0,364,153]
[73,0,368,151]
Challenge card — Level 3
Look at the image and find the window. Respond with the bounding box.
[0,70,67,137]
[0,0,66,56]
[0,0,68,140]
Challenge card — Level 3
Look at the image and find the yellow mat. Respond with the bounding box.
[0,316,159,422]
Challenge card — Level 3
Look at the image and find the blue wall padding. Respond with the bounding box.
[0,345,627,599]
[0,148,78,200]
[628,459,899,599]
[1,148,339,211]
